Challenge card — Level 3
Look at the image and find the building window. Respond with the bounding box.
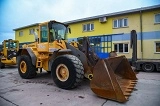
[155,42,160,53]
[118,19,123,27]
[123,18,128,26]
[83,23,94,31]
[29,29,35,35]
[114,43,129,53]
[155,13,160,23]
[89,37,101,53]
[113,18,128,28]
[19,31,23,36]
[113,20,118,28]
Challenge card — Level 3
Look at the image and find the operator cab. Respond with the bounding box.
[40,21,69,43]
[3,39,18,49]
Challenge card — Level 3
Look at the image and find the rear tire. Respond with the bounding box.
[18,55,37,79]
[142,63,155,72]
[51,55,84,90]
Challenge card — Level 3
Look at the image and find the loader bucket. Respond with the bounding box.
[90,56,137,102]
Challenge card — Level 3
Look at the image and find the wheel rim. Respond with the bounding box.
[56,64,69,82]
[144,64,152,71]
[20,61,27,73]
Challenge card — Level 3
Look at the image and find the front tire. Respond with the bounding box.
[51,55,84,90]
[18,55,37,79]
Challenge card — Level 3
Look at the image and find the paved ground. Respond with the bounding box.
[0,66,160,106]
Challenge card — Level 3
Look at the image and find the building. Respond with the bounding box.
[14,4,160,59]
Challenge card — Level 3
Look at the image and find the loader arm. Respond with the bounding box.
[77,37,138,102]
[77,37,99,68]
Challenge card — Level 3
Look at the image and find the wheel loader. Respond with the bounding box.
[0,39,19,68]
[17,20,137,102]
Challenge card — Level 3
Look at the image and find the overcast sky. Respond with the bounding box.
[0,0,160,43]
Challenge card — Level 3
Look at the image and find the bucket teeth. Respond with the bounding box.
[125,89,132,92]
[132,80,138,82]
[131,80,137,83]
[131,82,137,84]
[127,87,135,89]
[130,84,135,86]
[124,92,131,96]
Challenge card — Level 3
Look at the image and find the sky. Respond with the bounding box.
[0,0,160,43]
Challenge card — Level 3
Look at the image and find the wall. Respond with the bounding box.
[67,18,112,40]
[112,12,141,34]
[111,10,160,59]
[15,26,38,43]
[142,9,160,32]
[141,10,160,59]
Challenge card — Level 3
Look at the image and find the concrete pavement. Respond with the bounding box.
[0,66,160,106]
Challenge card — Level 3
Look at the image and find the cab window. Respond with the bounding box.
[40,25,48,42]
[5,42,9,48]
[9,42,17,48]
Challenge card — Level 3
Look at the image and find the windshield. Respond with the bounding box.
[5,41,18,49]
[49,23,67,42]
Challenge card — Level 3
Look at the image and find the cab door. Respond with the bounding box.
[37,23,49,52]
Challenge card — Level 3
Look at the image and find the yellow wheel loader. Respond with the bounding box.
[0,39,19,68]
[17,20,137,102]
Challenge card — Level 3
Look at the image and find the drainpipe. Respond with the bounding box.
[140,10,143,60]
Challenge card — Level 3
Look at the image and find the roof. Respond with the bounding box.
[64,4,160,24]
[13,23,39,31]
